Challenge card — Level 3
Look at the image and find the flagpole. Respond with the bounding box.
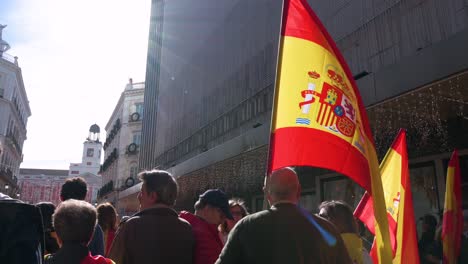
[263,0,286,210]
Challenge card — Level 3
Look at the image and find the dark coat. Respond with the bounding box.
[108,205,194,264]
[0,198,44,264]
[89,224,105,256]
[216,203,353,264]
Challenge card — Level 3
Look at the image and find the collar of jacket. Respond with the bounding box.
[271,201,297,208]
[48,243,89,264]
[134,205,178,218]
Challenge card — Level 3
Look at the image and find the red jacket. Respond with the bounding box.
[179,211,223,264]
[44,244,114,264]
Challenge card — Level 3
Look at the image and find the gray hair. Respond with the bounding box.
[53,199,96,244]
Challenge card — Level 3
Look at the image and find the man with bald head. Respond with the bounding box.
[216,167,352,264]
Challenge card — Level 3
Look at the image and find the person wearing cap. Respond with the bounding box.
[179,189,234,264]
[215,167,352,264]
[108,170,194,264]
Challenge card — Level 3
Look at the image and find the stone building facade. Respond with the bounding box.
[98,79,144,215]
[0,25,31,197]
[17,168,101,205]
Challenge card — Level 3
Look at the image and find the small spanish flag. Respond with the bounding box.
[354,129,420,263]
[267,0,392,262]
[442,150,462,264]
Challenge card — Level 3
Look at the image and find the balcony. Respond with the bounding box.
[97,180,114,198]
[0,167,17,187]
[6,132,22,154]
[0,53,18,65]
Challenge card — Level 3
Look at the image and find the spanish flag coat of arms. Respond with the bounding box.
[268,0,392,262]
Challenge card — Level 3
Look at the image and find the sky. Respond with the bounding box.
[0,0,151,169]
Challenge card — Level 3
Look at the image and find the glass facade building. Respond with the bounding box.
[138,0,468,225]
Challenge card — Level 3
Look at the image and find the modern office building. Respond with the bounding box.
[98,79,144,215]
[132,0,467,223]
[0,25,31,197]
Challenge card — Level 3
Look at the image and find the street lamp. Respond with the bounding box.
[5,184,9,190]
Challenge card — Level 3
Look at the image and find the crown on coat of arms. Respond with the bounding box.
[308,71,320,79]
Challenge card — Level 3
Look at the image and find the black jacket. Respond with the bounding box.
[0,198,44,264]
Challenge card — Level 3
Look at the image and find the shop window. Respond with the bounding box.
[410,161,439,238]
[299,192,317,214]
[320,176,364,208]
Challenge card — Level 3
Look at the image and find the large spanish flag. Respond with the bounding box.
[268,0,392,262]
[354,129,420,263]
[442,150,462,264]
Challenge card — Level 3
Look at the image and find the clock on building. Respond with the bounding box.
[87,148,94,157]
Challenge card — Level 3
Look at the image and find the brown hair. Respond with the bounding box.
[219,198,249,234]
[60,177,87,201]
[229,198,249,217]
[139,170,178,206]
[97,203,117,232]
[318,200,358,234]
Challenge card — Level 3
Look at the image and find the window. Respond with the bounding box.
[133,132,141,145]
[86,162,92,166]
[0,75,3,98]
[299,192,317,214]
[409,161,439,238]
[135,103,144,118]
[71,171,79,174]
[410,162,439,218]
[320,176,364,208]
[130,166,138,178]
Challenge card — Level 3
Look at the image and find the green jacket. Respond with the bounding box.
[216,203,352,264]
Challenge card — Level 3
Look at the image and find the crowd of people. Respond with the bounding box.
[1,167,467,263]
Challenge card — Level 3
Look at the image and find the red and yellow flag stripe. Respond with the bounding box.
[268,0,392,262]
[356,130,419,263]
[442,150,462,264]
